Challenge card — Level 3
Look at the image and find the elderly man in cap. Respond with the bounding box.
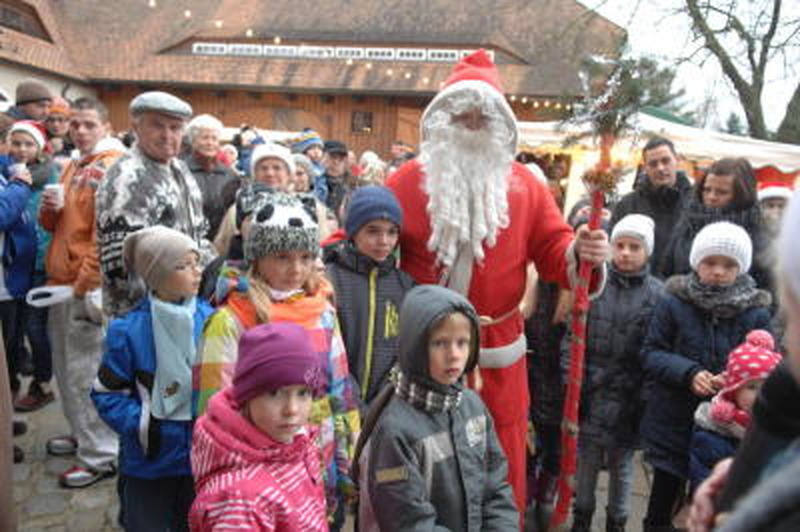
[96,91,214,317]
[3,79,53,121]
[387,50,609,519]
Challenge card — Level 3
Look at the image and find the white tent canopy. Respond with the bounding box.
[518,112,800,172]
[518,112,800,213]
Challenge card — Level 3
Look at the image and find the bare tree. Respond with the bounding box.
[683,0,800,143]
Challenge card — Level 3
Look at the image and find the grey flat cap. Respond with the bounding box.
[129,91,193,119]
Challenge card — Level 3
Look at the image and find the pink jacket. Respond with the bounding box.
[190,388,328,531]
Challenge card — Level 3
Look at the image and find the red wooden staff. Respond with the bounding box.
[549,140,618,530]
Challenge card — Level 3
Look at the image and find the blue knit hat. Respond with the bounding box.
[290,128,324,154]
[345,186,403,237]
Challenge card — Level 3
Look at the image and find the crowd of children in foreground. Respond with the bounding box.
[79,177,791,531]
[4,99,795,531]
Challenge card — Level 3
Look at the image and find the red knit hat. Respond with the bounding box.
[420,49,517,151]
[720,330,782,401]
[710,330,782,429]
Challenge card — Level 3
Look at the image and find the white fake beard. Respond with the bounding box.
[420,121,513,269]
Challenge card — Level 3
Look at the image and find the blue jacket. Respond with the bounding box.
[92,297,214,479]
[0,177,36,298]
[640,275,771,478]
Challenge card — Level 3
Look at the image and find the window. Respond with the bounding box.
[0,1,52,42]
[352,111,373,134]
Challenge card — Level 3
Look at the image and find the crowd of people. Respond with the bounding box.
[1,48,799,532]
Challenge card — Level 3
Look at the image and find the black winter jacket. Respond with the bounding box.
[565,265,663,448]
[610,172,693,276]
[325,242,414,406]
[640,275,771,478]
[182,153,240,241]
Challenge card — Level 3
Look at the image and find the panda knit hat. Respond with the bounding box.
[244,192,319,262]
[689,221,752,273]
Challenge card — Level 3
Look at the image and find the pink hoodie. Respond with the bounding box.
[190,388,328,531]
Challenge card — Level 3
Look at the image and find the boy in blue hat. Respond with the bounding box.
[325,186,414,410]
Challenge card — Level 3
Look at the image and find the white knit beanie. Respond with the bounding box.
[780,190,800,299]
[250,142,295,178]
[611,214,655,256]
[689,221,752,273]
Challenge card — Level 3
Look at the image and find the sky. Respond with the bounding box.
[577,0,798,133]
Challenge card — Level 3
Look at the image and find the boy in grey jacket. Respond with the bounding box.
[357,284,518,531]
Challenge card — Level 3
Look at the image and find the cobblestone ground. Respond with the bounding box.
[13,381,119,531]
[13,381,655,531]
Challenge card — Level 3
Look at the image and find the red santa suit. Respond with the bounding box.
[388,50,596,517]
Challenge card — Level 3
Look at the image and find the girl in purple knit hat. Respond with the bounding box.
[190,322,328,531]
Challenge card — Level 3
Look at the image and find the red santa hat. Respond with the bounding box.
[420,49,517,151]
[757,181,793,203]
[9,120,47,153]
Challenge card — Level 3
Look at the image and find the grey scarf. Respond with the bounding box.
[667,273,771,319]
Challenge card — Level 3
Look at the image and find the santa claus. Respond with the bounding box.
[387,50,609,516]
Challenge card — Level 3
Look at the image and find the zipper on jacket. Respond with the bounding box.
[362,267,378,401]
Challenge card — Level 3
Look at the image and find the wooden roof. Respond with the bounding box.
[4,0,625,97]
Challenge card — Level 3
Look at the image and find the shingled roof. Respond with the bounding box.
[4,0,624,97]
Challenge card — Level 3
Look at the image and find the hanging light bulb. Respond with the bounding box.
[214,20,223,28]
[521,97,528,104]
[386,68,394,76]
[148,0,156,7]
[184,9,191,18]
[365,62,373,70]
[533,101,540,108]
[245,28,254,37]
[509,95,517,102]
[544,100,551,108]
[346,58,354,66]
[422,76,430,84]
[273,36,282,44]
[404,72,412,79]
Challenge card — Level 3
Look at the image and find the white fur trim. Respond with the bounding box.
[479,334,527,368]
[758,186,793,202]
[421,79,518,152]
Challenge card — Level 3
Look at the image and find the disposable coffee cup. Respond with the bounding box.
[44,183,65,207]
[9,162,26,178]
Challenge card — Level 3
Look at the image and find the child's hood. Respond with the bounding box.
[192,388,316,492]
[398,284,481,382]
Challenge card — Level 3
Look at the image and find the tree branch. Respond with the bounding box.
[758,0,782,76]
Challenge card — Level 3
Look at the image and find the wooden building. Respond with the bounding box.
[1,0,624,157]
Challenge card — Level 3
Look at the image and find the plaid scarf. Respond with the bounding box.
[392,369,462,413]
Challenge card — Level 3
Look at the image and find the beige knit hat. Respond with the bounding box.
[122,226,199,290]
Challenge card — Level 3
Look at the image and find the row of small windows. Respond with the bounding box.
[191,43,494,63]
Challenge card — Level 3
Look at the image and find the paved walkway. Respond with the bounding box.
[13,382,658,531]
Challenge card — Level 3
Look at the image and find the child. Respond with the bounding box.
[357,284,518,530]
[5,120,59,412]
[0,143,35,463]
[569,214,663,532]
[640,221,771,531]
[688,329,781,492]
[325,186,414,408]
[190,322,328,531]
[92,226,214,530]
[193,191,359,528]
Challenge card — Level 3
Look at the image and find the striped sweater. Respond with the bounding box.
[193,266,360,513]
[190,388,328,531]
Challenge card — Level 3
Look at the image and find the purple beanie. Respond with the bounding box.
[232,323,325,406]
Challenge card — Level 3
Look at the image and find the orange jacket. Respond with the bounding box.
[41,149,123,296]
